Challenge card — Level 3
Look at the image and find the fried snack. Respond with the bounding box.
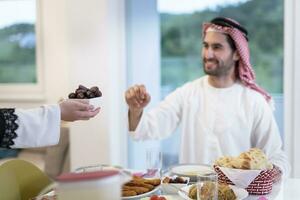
[215,148,273,170]
[122,185,150,194]
[131,176,160,185]
[125,181,155,190]
[121,177,161,197]
[128,176,160,187]
[144,178,161,186]
[122,190,137,197]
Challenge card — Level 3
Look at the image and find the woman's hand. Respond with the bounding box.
[59,99,100,121]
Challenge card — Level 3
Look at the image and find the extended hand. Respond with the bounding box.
[59,99,100,121]
[125,84,151,112]
[125,84,151,131]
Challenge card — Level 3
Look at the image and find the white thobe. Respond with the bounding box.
[129,76,290,176]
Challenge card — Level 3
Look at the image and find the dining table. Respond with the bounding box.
[34,165,300,200]
[34,177,300,200]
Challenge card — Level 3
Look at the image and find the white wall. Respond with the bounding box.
[0,0,128,170]
[65,0,127,170]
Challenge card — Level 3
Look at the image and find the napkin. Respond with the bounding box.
[219,167,261,188]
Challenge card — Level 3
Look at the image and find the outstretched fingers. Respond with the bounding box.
[76,107,101,120]
[73,99,95,111]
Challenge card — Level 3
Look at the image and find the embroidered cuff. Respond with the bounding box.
[0,109,19,148]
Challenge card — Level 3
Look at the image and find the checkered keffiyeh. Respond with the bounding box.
[202,20,272,104]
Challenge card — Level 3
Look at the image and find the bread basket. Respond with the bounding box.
[214,165,281,195]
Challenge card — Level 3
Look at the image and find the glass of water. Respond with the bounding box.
[197,171,218,200]
[145,148,163,178]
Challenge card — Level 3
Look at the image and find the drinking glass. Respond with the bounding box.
[145,148,162,178]
[197,171,218,200]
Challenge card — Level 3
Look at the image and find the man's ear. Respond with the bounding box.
[233,50,240,61]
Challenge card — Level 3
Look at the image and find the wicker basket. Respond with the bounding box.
[213,165,281,195]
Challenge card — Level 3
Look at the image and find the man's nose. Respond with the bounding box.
[204,48,214,59]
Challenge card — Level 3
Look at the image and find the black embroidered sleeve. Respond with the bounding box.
[0,109,19,148]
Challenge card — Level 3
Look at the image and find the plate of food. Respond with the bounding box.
[169,164,212,182]
[161,175,189,194]
[178,183,248,200]
[122,176,161,200]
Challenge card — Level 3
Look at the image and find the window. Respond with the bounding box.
[0,0,44,100]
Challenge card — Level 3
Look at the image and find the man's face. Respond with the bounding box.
[202,31,239,77]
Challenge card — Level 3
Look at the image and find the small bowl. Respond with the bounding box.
[88,97,102,110]
[161,176,189,194]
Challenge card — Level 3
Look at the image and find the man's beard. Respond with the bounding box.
[203,58,235,77]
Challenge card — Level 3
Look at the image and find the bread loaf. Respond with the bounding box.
[215,148,273,170]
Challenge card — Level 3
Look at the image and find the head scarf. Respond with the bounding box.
[202,17,272,103]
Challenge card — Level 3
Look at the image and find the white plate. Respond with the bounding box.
[122,185,160,200]
[178,184,248,200]
[169,164,212,182]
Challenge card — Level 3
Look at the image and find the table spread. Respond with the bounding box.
[150,178,300,200]
[35,172,300,200]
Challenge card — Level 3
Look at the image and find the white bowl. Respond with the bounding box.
[88,97,102,109]
[161,176,189,194]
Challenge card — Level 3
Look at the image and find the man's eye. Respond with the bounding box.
[213,45,222,50]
